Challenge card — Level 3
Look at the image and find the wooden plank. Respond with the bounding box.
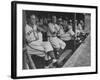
[26,53,36,69]
[23,47,36,69]
[23,51,29,69]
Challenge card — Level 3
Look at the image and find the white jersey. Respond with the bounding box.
[57,25,75,41]
[48,23,59,37]
[25,24,40,43]
[57,25,65,36]
[25,24,53,57]
[76,23,83,34]
[48,23,66,49]
[67,29,75,36]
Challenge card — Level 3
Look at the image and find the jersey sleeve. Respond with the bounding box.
[25,25,34,42]
[48,23,55,33]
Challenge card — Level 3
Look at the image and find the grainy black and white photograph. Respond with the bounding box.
[11,1,97,78]
[22,10,91,69]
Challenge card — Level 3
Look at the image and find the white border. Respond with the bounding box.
[17,3,96,77]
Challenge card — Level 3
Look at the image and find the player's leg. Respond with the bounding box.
[57,38,66,50]
[42,41,57,63]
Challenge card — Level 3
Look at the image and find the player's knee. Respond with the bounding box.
[61,42,66,49]
[56,44,60,49]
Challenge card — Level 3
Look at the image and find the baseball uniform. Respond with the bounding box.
[48,23,66,49]
[25,24,53,57]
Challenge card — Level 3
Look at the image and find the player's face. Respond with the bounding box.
[68,25,72,30]
[64,20,68,25]
[80,20,84,25]
[58,20,62,25]
[40,18,43,24]
[30,15,36,25]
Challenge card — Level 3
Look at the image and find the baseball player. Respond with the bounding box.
[25,14,57,68]
[48,16,66,51]
[57,18,75,41]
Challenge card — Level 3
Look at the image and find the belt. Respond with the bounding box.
[27,39,37,44]
[48,35,56,37]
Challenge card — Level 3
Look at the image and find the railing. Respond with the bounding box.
[23,47,36,69]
